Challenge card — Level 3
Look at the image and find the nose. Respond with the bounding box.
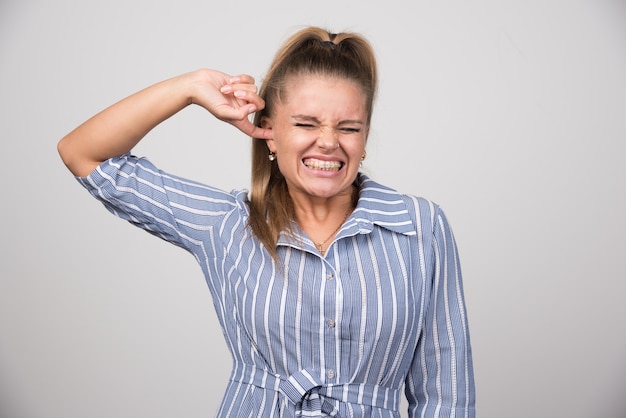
[317,127,339,151]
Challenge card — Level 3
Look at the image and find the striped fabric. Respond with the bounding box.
[78,153,475,417]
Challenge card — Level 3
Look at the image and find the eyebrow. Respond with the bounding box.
[291,115,320,123]
[291,115,365,125]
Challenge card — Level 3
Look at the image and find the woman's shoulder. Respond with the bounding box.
[356,173,443,236]
[358,174,440,215]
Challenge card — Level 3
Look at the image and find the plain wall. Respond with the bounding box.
[1,0,625,417]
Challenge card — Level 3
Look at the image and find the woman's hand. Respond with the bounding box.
[58,69,272,177]
[190,69,272,140]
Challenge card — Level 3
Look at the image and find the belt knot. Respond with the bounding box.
[230,364,400,416]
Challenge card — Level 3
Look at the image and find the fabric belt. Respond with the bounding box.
[230,364,401,416]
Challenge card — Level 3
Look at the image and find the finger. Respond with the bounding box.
[235,120,272,139]
[232,90,265,110]
[219,82,257,95]
[221,76,256,94]
[233,83,258,94]
[229,74,255,85]
[209,102,253,122]
[249,125,272,140]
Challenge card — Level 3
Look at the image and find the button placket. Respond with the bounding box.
[321,262,339,383]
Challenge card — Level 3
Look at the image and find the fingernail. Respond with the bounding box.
[220,85,232,93]
[234,90,245,98]
[248,105,257,113]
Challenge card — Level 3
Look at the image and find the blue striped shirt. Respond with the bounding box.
[78,154,475,417]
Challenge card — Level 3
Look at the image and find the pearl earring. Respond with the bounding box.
[268,151,276,162]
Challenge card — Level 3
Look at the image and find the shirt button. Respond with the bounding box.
[326,369,335,379]
[326,273,334,280]
[327,319,336,328]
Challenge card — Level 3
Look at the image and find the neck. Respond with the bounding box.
[290,186,357,256]
[292,191,354,223]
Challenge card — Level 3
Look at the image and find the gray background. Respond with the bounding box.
[1,0,625,417]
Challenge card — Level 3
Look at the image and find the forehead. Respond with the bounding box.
[277,74,368,117]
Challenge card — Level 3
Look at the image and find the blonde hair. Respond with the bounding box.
[248,26,378,259]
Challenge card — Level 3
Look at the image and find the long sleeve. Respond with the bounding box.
[76,153,245,255]
[405,206,476,418]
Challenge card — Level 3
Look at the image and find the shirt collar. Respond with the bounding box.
[349,173,416,236]
[276,173,416,248]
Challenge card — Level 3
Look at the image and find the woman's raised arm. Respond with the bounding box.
[57,69,271,177]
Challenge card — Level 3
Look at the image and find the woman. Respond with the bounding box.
[58,26,475,417]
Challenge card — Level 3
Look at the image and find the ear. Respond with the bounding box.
[261,116,275,152]
[260,115,272,129]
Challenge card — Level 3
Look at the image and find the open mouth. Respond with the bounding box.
[303,158,344,171]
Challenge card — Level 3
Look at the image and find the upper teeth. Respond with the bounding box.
[304,159,342,170]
